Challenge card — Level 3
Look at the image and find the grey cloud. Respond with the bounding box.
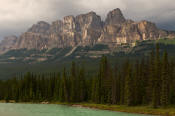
[0,0,175,40]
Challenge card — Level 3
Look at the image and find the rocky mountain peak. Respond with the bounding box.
[76,11,102,30]
[0,8,175,54]
[50,20,63,33]
[27,21,50,34]
[63,15,76,31]
[0,35,18,54]
[105,8,126,25]
[84,11,97,16]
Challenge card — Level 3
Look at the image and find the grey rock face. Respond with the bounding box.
[0,8,174,54]
[75,12,103,46]
[0,35,18,53]
[28,21,50,34]
[105,8,126,25]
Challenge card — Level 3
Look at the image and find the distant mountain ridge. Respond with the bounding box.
[0,8,175,54]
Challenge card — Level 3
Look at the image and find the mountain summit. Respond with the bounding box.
[105,8,126,25]
[0,8,175,54]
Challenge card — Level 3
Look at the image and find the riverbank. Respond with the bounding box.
[1,100,175,116]
[51,102,175,116]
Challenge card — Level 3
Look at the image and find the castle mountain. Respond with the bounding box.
[0,8,175,54]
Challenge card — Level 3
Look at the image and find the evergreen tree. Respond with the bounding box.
[70,61,77,102]
[78,67,86,102]
[62,68,69,102]
[152,44,161,108]
[169,60,175,104]
[125,64,134,106]
[161,51,169,107]
[111,65,118,104]
[133,60,140,105]
[99,56,112,103]
[120,60,129,104]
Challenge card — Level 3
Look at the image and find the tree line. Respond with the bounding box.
[0,44,175,108]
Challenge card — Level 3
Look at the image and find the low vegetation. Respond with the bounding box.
[76,103,175,116]
[157,38,175,45]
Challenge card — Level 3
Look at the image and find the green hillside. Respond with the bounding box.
[156,38,175,45]
[0,38,175,79]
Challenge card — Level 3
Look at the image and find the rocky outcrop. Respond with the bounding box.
[28,21,50,34]
[75,12,102,46]
[0,8,174,54]
[105,8,126,25]
[98,20,169,46]
[14,32,49,50]
[0,35,18,53]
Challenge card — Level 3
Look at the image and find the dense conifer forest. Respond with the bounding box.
[0,44,175,108]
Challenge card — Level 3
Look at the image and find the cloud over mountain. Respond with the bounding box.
[0,0,175,39]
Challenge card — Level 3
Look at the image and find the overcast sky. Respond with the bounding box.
[0,0,175,39]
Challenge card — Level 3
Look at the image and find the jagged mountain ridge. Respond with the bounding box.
[1,8,175,54]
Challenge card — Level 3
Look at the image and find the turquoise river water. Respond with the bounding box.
[0,103,150,116]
